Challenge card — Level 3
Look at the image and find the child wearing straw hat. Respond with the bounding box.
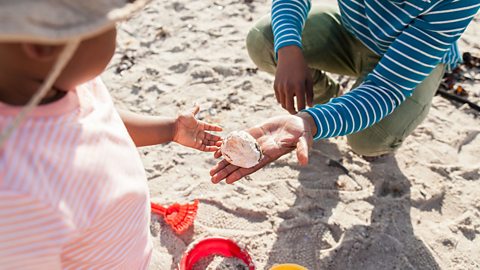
[0,1,222,269]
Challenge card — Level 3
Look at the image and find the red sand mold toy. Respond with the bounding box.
[179,237,255,270]
[151,200,199,234]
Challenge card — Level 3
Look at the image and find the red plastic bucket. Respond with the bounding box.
[179,237,255,270]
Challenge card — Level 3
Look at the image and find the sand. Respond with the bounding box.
[102,0,480,269]
[192,255,249,270]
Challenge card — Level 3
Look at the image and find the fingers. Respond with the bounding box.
[210,159,234,181]
[196,132,222,152]
[285,94,297,114]
[211,150,275,184]
[278,83,307,114]
[210,162,254,184]
[212,164,239,184]
[201,122,222,132]
[204,132,222,142]
[210,159,229,176]
[203,139,219,146]
[225,166,260,184]
[273,82,281,104]
[191,104,200,115]
[201,145,220,152]
[211,156,271,184]
[278,89,286,110]
[247,126,265,139]
[196,123,222,153]
[275,75,296,113]
[306,77,314,107]
[214,149,222,158]
[295,85,306,112]
[196,137,220,152]
[296,135,309,166]
[213,141,223,158]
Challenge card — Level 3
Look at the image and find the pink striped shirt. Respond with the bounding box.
[0,78,152,269]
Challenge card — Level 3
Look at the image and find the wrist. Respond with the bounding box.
[296,111,317,138]
[118,109,178,147]
[171,116,181,143]
[277,45,303,61]
[146,116,176,145]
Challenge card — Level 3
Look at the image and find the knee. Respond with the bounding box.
[347,128,403,157]
[246,18,276,73]
[245,27,262,63]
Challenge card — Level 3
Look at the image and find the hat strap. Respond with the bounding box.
[0,39,81,148]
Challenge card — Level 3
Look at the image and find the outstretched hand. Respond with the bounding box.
[210,113,316,184]
[173,106,223,152]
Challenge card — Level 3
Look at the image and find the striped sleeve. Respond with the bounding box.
[0,191,68,269]
[271,0,311,54]
[305,0,480,140]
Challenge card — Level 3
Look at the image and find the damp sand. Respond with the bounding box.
[192,255,249,270]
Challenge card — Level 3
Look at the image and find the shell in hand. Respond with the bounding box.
[220,131,262,168]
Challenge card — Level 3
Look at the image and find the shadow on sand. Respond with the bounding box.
[266,141,441,270]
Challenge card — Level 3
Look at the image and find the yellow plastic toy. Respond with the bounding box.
[269,263,308,270]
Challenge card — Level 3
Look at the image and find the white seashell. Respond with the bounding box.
[221,131,262,168]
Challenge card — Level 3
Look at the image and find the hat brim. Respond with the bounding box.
[0,0,151,43]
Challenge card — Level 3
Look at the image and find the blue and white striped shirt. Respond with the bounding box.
[272,0,480,140]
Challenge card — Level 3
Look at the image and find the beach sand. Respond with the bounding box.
[102,0,480,269]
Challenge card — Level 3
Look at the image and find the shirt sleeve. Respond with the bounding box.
[0,191,69,269]
[271,0,311,54]
[304,0,480,140]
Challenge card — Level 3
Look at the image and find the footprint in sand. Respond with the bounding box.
[169,63,189,73]
[268,222,344,269]
[448,211,480,241]
[195,201,270,234]
[377,179,409,198]
[323,233,421,270]
[190,66,215,80]
[457,130,480,167]
[213,66,243,77]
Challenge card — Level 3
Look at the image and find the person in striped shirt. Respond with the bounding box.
[210,0,479,184]
[0,1,222,269]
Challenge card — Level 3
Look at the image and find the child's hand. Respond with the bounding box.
[173,105,223,152]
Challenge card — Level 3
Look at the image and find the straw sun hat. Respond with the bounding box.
[0,0,151,147]
[0,0,150,43]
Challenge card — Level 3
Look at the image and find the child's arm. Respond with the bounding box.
[118,109,176,147]
[118,105,222,151]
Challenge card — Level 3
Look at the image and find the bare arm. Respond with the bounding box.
[118,109,175,147]
[118,106,223,151]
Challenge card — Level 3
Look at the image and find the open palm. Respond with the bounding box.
[173,106,222,152]
[210,114,313,184]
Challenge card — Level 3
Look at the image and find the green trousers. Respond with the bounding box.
[246,5,445,157]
